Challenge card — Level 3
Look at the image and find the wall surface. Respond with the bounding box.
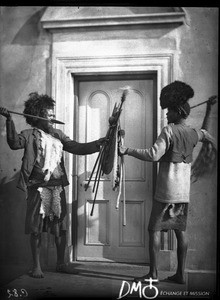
[178,8,218,270]
[0,6,218,272]
[0,6,51,267]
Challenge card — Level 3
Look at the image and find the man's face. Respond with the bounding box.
[45,109,55,122]
[166,108,180,124]
[38,108,55,132]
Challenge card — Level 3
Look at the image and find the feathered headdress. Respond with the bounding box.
[160,81,194,109]
[160,81,194,118]
[23,92,55,126]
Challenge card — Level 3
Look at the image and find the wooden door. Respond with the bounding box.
[76,75,155,263]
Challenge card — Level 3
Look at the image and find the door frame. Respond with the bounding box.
[52,54,173,262]
[75,74,157,263]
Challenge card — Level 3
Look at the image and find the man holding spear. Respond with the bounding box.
[119,81,217,284]
[0,92,106,278]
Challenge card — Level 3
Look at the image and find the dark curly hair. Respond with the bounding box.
[160,80,194,107]
[23,92,55,126]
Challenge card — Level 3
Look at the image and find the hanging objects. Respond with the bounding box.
[191,95,217,182]
[85,87,131,217]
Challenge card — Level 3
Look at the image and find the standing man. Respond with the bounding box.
[0,92,106,278]
[119,81,216,284]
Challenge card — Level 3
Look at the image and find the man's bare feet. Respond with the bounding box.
[29,267,44,278]
[165,274,185,284]
[134,273,159,284]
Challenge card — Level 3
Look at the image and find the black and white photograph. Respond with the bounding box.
[0,5,218,300]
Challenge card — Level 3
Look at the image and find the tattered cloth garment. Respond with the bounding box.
[37,129,63,182]
[148,200,188,232]
[167,203,185,218]
[38,186,63,221]
[36,129,64,220]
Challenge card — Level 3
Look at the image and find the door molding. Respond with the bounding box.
[52,54,173,262]
[41,7,185,30]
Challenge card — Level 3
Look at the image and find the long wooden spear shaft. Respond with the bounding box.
[8,110,65,124]
[190,96,217,109]
[88,89,129,216]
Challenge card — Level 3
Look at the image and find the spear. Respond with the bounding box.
[190,95,217,109]
[8,110,65,124]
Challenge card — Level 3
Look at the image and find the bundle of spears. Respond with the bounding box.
[85,87,130,216]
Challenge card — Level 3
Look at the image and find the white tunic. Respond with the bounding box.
[127,124,205,204]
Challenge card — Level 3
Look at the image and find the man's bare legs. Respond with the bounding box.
[55,233,66,272]
[134,230,160,281]
[147,230,160,279]
[30,233,44,278]
[29,232,67,277]
[168,229,187,284]
[139,229,187,284]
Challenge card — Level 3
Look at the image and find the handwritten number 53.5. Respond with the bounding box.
[7,289,28,298]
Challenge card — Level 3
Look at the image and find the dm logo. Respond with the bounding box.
[118,278,159,299]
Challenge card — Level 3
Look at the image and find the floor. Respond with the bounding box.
[0,262,217,300]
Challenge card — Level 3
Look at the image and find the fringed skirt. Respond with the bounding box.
[25,186,67,237]
[148,199,188,232]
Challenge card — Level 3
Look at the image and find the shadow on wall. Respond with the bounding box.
[12,7,47,46]
[0,172,31,266]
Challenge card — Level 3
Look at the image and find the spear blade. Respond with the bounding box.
[8,110,65,125]
[51,119,65,125]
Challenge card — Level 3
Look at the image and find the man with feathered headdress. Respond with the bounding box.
[120,81,216,284]
[0,93,106,278]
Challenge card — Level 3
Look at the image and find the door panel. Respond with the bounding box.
[76,77,154,262]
